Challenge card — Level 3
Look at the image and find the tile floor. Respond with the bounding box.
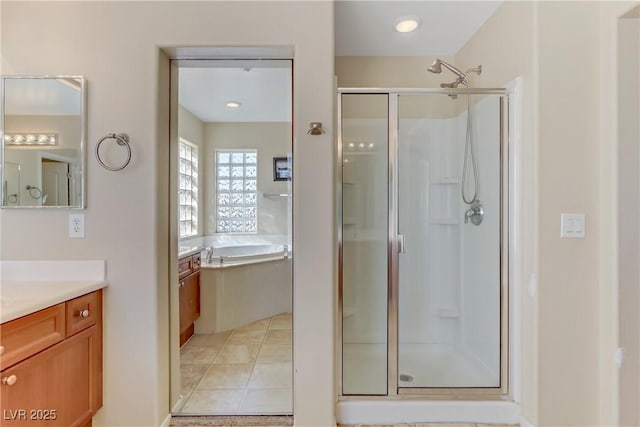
[178,313,292,415]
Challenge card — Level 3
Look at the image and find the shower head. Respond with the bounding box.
[427,59,469,87]
[440,80,460,89]
[427,60,442,74]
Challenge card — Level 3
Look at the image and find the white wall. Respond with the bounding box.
[0,2,335,426]
[203,122,290,236]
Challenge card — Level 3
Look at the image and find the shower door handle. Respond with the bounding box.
[398,234,406,254]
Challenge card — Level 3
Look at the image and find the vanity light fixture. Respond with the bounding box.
[4,133,57,146]
[395,17,421,33]
[226,101,241,108]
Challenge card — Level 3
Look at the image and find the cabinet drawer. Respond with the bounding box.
[192,253,201,271]
[0,304,65,370]
[66,291,101,338]
[178,257,192,279]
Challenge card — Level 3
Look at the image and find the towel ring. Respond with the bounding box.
[96,133,131,171]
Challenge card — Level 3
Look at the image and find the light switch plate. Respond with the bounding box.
[561,213,585,238]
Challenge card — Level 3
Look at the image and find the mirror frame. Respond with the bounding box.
[1,75,86,209]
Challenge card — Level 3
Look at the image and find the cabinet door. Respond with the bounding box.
[0,326,99,427]
[186,273,200,324]
[179,272,200,346]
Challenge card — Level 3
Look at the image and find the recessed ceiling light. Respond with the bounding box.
[395,17,420,33]
[226,101,241,108]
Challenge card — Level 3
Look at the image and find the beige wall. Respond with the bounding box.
[617,7,640,427]
[1,2,335,426]
[178,105,205,238]
[204,122,290,236]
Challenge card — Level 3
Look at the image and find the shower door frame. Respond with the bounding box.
[337,87,511,400]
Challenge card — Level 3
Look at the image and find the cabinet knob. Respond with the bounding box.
[0,345,4,355]
[2,375,17,386]
[79,309,90,318]
[180,281,185,288]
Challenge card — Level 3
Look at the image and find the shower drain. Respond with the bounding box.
[399,373,414,382]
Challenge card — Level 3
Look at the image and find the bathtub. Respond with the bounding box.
[183,235,292,333]
[202,243,289,268]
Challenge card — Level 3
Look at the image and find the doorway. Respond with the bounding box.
[170,59,293,416]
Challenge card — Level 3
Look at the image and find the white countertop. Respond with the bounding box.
[0,280,107,323]
[0,260,107,324]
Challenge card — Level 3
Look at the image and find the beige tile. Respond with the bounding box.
[269,314,292,330]
[264,329,292,345]
[198,363,253,389]
[180,364,209,391]
[241,388,293,413]
[182,389,245,413]
[185,331,231,348]
[228,329,268,345]
[257,343,292,364]
[214,344,261,364]
[237,318,271,331]
[248,363,292,388]
[180,345,221,364]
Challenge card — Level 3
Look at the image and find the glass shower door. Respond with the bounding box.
[397,93,504,390]
[340,94,389,395]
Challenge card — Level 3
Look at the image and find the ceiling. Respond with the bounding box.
[335,1,502,56]
[179,2,503,123]
[179,65,292,123]
[5,78,82,116]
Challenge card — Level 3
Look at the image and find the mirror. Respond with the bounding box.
[1,76,85,208]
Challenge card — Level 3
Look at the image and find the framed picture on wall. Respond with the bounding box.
[273,157,291,181]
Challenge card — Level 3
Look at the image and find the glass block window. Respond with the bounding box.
[216,150,258,233]
[178,139,198,238]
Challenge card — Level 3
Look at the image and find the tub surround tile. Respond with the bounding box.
[199,364,253,389]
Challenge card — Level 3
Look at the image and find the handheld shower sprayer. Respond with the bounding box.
[427,58,485,224]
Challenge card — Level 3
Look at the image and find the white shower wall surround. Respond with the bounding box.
[342,94,501,390]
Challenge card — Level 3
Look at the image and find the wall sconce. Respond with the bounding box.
[4,133,57,146]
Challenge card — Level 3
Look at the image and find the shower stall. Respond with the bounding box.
[337,86,510,403]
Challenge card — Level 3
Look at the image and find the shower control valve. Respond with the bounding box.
[465,200,484,226]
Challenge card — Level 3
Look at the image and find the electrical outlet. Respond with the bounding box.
[69,213,85,238]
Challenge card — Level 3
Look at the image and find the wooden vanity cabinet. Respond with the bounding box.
[179,253,201,346]
[0,290,103,427]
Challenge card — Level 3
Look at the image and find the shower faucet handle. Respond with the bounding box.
[465,201,484,226]
[398,234,406,254]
